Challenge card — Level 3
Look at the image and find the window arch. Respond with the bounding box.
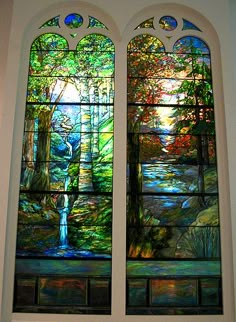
[126,13,223,315]
[13,12,115,315]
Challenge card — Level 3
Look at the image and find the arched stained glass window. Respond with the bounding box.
[127,17,222,315]
[13,14,115,315]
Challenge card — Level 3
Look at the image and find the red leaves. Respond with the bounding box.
[167,135,193,155]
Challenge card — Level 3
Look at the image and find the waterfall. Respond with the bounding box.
[59,177,70,248]
[59,206,68,248]
[65,140,73,156]
[59,139,73,248]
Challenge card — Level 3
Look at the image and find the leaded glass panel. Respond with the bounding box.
[126,25,222,315]
[14,27,114,315]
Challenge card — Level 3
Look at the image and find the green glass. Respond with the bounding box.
[40,16,60,28]
[88,16,107,29]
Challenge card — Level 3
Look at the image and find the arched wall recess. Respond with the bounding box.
[1,1,234,322]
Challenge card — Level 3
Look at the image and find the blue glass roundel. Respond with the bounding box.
[159,16,177,31]
[64,13,83,29]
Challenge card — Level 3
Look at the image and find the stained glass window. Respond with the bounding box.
[13,14,115,314]
[11,8,226,318]
[126,22,222,315]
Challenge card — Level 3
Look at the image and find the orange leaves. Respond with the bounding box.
[166,135,193,156]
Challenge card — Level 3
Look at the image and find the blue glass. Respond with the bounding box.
[128,279,147,306]
[183,18,201,31]
[173,36,210,54]
[159,16,177,31]
[64,13,83,29]
[151,279,197,306]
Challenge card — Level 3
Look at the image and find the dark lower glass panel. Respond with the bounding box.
[201,278,222,306]
[126,276,222,315]
[127,279,147,306]
[14,278,36,305]
[14,277,111,314]
[14,259,111,314]
[90,279,111,306]
[151,279,197,306]
[39,278,87,305]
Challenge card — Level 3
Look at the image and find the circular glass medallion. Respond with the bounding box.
[159,16,177,31]
[64,13,83,29]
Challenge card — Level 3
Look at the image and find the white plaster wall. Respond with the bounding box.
[0,0,235,321]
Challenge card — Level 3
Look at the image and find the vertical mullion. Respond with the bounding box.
[111,43,127,319]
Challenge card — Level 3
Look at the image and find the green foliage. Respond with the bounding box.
[77,34,114,52]
[68,163,80,177]
[99,117,113,132]
[88,16,108,29]
[68,226,112,254]
[31,33,68,51]
[180,226,220,258]
[75,35,114,79]
[40,16,60,28]
[128,34,165,52]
